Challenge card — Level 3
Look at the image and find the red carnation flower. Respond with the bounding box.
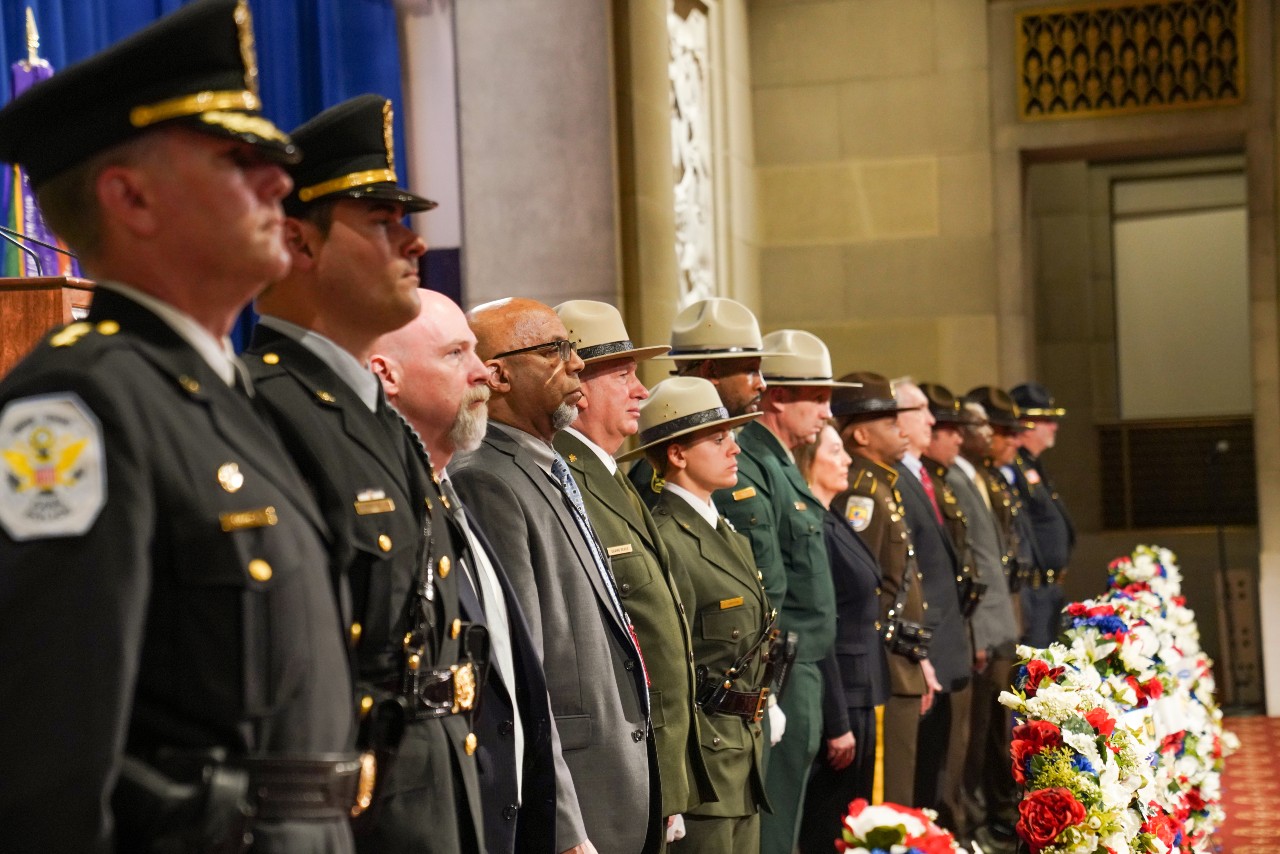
[1017,787,1087,853]
[1084,707,1116,736]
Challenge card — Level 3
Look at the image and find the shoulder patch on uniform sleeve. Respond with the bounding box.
[844,495,874,532]
[0,393,106,541]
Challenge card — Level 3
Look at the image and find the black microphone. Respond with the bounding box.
[0,226,43,275]
[0,222,80,275]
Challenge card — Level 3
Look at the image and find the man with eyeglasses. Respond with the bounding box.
[449,298,660,854]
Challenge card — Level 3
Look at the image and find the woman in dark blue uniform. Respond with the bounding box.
[796,424,891,853]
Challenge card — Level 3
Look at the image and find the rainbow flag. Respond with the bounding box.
[0,12,79,278]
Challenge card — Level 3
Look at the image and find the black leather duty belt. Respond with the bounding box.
[234,753,370,821]
[704,686,770,722]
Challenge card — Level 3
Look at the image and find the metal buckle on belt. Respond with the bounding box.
[451,662,477,714]
[752,687,770,723]
[350,751,377,818]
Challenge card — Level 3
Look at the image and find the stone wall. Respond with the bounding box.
[748,0,999,390]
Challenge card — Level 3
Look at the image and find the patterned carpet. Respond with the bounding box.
[1216,715,1280,852]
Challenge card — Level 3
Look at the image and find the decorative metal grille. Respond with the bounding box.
[1016,0,1244,121]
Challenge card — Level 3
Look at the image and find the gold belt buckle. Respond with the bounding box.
[451,662,477,714]
[350,751,377,818]
[752,687,770,723]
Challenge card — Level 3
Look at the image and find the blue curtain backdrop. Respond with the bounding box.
[0,0,408,349]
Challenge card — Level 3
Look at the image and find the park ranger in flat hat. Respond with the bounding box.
[247,94,488,854]
[0,1,360,850]
[629,298,780,507]
[627,377,774,853]
[552,300,716,839]
[712,329,855,853]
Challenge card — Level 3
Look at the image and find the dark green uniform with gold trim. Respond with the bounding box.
[247,327,484,854]
[554,431,713,819]
[714,420,835,853]
[653,490,773,853]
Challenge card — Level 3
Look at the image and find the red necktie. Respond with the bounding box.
[918,467,945,526]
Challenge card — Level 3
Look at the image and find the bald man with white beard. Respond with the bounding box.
[371,290,575,854]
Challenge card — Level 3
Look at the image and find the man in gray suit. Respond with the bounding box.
[949,401,1020,853]
[449,298,660,854]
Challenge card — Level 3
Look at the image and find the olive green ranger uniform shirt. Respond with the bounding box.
[652,490,773,819]
[837,456,927,696]
[554,431,714,817]
[713,420,835,664]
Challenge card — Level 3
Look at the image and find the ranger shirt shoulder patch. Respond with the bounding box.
[0,393,106,541]
[844,494,875,532]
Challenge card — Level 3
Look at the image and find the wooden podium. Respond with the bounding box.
[0,275,95,378]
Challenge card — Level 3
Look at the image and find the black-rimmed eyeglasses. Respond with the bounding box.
[491,338,576,362]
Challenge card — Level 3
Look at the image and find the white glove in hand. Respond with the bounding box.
[666,814,687,843]
[768,701,787,745]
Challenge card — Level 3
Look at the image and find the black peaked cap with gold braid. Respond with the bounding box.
[284,94,436,216]
[0,0,297,188]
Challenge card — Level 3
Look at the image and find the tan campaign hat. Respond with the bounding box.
[760,330,860,388]
[555,300,670,365]
[618,376,760,461]
[666,297,783,360]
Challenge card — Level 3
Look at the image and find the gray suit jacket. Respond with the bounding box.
[944,466,1019,656]
[450,424,659,853]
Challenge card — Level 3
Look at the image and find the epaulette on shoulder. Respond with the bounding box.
[44,319,126,353]
[852,469,877,494]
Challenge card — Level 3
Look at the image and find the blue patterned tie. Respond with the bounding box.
[551,454,629,627]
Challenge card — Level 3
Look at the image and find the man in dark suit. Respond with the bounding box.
[450,298,658,854]
[553,300,713,842]
[890,380,972,814]
[0,2,358,851]
[1009,382,1075,648]
[372,289,570,853]
[247,96,482,853]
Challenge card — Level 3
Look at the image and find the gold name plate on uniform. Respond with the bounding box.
[219,506,278,532]
[732,487,756,501]
[719,596,744,609]
[793,501,807,511]
[354,498,396,515]
[607,544,634,557]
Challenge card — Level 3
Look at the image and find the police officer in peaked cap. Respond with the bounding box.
[0,1,359,851]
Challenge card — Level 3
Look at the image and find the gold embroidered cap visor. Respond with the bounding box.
[284,94,437,216]
[0,0,298,189]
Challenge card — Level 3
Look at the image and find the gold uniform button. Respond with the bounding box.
[96,320,120,336]
[247,559,272,582]
[378,534,393,552]
[360,695,374,716]
[451,618,462,639]
[730,629,740,639]
[465,733,478,756]
[316,390,336,403]
[712,737,721,746]
[350,623,363,645]
[179,375,200,394]
[408,653,421,671]
[261,352,280,365]
[439,556,451,578]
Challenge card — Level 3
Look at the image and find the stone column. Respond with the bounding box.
[453,0,619,308]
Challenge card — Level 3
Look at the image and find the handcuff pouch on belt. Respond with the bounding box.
[695,612,778,722]
[882,554,933,663]
[957,573,988,619]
